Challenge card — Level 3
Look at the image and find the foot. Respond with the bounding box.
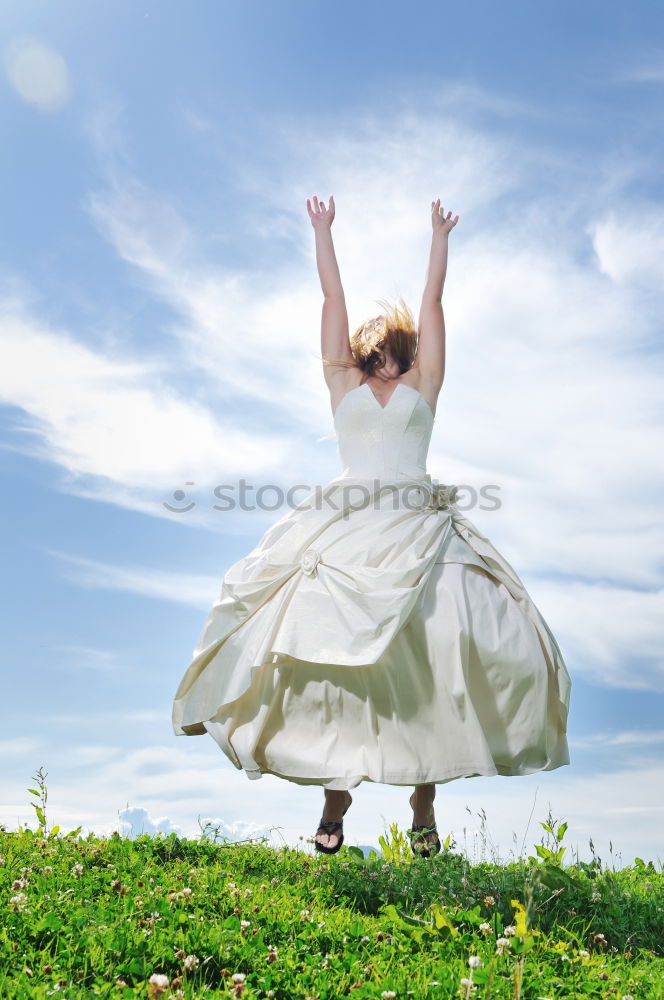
[314,790,352,852]
[408,787,440,858]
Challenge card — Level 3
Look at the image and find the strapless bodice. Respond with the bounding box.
[333,382,434,480]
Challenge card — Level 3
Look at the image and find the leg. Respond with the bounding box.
[409,783,436,826]
[408,784,440,857]
[314,789,352,851]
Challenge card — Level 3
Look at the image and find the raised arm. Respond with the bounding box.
[414,199,460,391]
[306,195,354,388]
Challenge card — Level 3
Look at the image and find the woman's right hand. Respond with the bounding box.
[307,194,335,230]
[432,198,459,234]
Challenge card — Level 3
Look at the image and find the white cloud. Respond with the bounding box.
[0,738,42,756]
[524,580,664,691]
[0,305,293,528]
[116,805,183,839]
[45,548,220,609]
[589,208,664,286]
[50,644,124,672]
[616,58,664,84]
[573,728,664,747]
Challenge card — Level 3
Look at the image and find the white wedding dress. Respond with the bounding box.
[172,381,571,790]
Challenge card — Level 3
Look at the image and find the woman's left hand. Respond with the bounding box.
[431,198,459,234]
[307,194,336,230]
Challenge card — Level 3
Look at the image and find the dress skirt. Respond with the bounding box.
[189,496,571,791]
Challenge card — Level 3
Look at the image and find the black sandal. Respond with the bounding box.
[314,798,351,855]
[409,823,441,859]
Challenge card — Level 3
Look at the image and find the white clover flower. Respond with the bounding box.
[10,892,29,912]
[591,891,601,903]
[232,972,246,982]
[183,954,199,972]
[479,922,492,934]
[381,992,397,999]
[578,949,589,958]
[504,924,516,936]
[496,937,511,954]
[240,920,251,929]
[71,863,83,878]
[468,956,482,969]
[147,972,169,993]
[299,908,311,919]
[42,865,53,875]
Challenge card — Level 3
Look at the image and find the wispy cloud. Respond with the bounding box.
[45,548,220,609]
[615,57,664,84]
[573,728,664,747]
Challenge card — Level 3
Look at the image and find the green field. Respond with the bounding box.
[2,771,662,999]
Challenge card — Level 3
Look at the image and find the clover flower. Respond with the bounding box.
[147,973,170,997]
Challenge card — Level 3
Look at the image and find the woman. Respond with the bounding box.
[172,196,571,858]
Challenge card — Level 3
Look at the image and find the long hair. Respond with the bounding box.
[321,296,418,381]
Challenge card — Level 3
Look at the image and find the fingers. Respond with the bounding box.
[430,199,460,226]
[306,195,334,215]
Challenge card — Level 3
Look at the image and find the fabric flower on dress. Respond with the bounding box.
[427,483,459,510]
[300,548,322,576]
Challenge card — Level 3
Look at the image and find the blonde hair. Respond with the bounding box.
[321,296,418,381]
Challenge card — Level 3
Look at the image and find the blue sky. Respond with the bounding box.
[1,0,663,866]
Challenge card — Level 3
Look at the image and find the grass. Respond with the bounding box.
[1,768,662,999]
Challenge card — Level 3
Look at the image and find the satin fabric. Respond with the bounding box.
[171,382,571,789]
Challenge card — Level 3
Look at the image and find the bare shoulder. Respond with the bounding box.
[400,367,444,417]
[324,366,363,416]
